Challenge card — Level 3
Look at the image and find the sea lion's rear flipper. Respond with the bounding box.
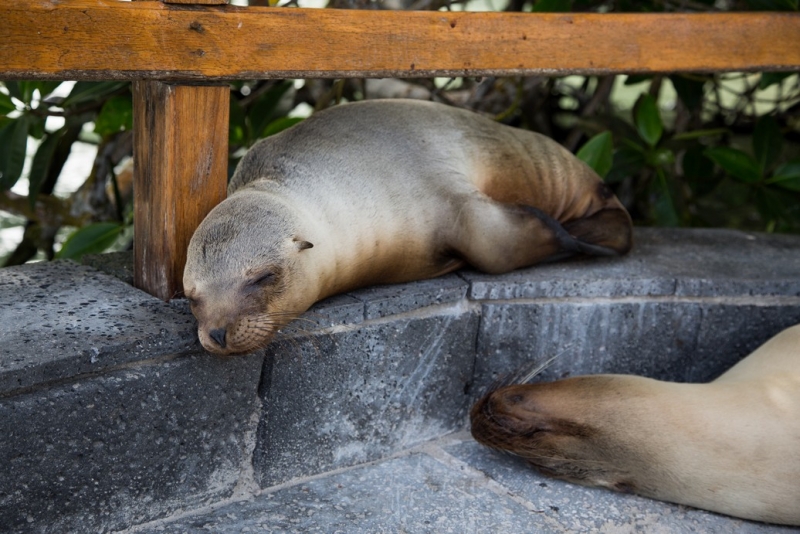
[520,205,633,258]
[451,197,631,274]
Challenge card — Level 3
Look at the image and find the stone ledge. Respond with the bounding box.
[0,261,198,396]
[461,227,800,300]
[1,227,799,532]
[0,351,264,533]
[256,303,480,488]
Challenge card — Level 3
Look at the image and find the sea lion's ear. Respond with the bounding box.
[294,240,314,251]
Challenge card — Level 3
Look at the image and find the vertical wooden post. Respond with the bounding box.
[132,82,229,300]
[130,0,229,300]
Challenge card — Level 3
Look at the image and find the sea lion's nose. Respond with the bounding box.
[209,328,227,349]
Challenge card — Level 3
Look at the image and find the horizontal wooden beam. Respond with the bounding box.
[1,2,798,81]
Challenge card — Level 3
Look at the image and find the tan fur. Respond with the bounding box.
[184,100,632,355]
[471,324,800,526]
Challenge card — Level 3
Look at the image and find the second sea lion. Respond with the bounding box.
[470,324,800,526]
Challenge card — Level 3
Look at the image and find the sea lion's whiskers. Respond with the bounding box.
[513,350,566,385]
[487,345,571,394]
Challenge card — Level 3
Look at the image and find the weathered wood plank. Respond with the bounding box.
[164,0,228,4]
[1,2,798,81]
[132,82,229,300]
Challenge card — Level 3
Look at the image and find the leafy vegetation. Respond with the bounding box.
[1,0,798,265]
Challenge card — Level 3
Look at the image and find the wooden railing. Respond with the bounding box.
[2,1,799,299]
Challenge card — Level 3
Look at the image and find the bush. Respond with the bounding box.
[1,0,798,265]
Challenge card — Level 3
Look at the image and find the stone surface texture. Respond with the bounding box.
[0,228,798,533]
[255,305,479,487]
[461,227,800,300]
[1,353,263,533]
[0,261,197,394]
[144,434,796,534]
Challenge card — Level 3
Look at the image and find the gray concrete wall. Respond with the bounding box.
[1,228,799,532]
[0,263,263,533]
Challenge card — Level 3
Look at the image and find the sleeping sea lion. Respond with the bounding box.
[183,99,632,355]
[470,324,800,526]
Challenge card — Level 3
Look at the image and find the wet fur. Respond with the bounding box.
[184,99,632,355]
[471,324,800,526]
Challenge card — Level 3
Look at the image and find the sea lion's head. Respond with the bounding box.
[470,377,647,494]
[183,191,317,356]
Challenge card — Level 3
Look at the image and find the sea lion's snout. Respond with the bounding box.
[208,328,227,349]
[472,376,661,494]
[195,314,279,356]
[186,289,280,356]
[470,385,552,449]
[471,381,613,483]
[196,323,271,356]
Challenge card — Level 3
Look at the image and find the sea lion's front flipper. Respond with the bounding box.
[519,205,633,258]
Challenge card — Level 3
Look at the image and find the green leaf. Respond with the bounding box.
[28,115,46,140]
[27,129,64,205]
[94,95,133,136]
[754,187,790,224]
[672,128,728,141]
[229,98,247,146]
[670,75,705,111]
[704,147,761,184]
[56,223,124,260]
[646,147,675,168]
[3,82,23,102]
[624,75,651,85]
[652,170,680,227]
[767,160,800,191]
[576,131,613,178]
[531,0,572,11]
[0,115,30,190]
[771,160,800,179]
[769,176,800,192]
[759,72,793,90]
[33,82,62,100]
[10,82,61,106]
[634,94,663,147]
[61,81,128,108]
[620,138,645,152]
[0,121,14,181]
[753,115,783,172]
[249,81,294,139]
[262,117,303,138]
[682,145,718,196]
[605,145,646,184]
[0,91,16,115]
[17,82,37,104]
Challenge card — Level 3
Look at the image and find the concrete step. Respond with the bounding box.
[132,432,795,534]
[1,228,799,532]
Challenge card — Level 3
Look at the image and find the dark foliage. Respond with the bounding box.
[1,0,797,264]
